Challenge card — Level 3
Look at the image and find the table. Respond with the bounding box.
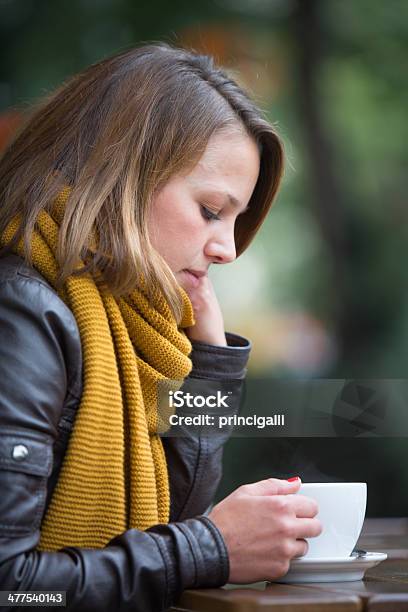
[171,519,408,612]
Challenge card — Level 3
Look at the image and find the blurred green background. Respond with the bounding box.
[1,0,407,515]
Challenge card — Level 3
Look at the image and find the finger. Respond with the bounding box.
[287,494,319,518]
[294,517,323,539]
[292,538,309,559]
[244,477,302,497]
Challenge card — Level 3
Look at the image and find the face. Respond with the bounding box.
[147,129,261,291]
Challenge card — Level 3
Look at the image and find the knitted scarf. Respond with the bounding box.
[1,187,194,550]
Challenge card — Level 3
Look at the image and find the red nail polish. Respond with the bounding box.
[287,476,300,482]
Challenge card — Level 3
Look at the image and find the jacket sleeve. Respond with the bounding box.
[0,274,228,612]
[164,333,251,522]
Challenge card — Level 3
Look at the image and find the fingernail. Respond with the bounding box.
[287,476,301,482]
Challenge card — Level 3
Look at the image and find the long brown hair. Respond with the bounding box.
[0,43,284,322]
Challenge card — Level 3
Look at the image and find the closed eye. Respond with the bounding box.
[200,204,221,221]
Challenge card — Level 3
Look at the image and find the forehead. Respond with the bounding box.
[185,130,260,193]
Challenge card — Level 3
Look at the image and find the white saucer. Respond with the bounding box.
[276,552,387,583]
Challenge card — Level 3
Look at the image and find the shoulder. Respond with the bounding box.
[1,252,69,305]
[0,253,79,335]
[0,252,53,286]
[0,253,82,400]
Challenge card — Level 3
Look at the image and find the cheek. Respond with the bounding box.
[148,200,179,249]
[149,213,204,271]
[168,221,202,257]
[168,223,205,271]
[148,188,207,267]
[158,217,200,252]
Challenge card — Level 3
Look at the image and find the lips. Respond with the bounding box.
[181,269,207,288]
[185,269,207,279]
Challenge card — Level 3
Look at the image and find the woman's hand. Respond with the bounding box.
[208,477,322,583]
[184,275,227,346]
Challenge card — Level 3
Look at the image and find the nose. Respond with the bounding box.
[204,227,237,264]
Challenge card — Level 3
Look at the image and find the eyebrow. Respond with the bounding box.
[206,190,249,214]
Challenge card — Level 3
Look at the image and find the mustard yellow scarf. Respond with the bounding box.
[1,188,194,550]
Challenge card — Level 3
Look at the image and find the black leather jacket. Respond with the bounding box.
[0,254,251,611]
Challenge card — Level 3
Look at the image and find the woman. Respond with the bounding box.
[0,44,321,610]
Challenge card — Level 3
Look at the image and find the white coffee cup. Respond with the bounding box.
[296,482,367,559]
